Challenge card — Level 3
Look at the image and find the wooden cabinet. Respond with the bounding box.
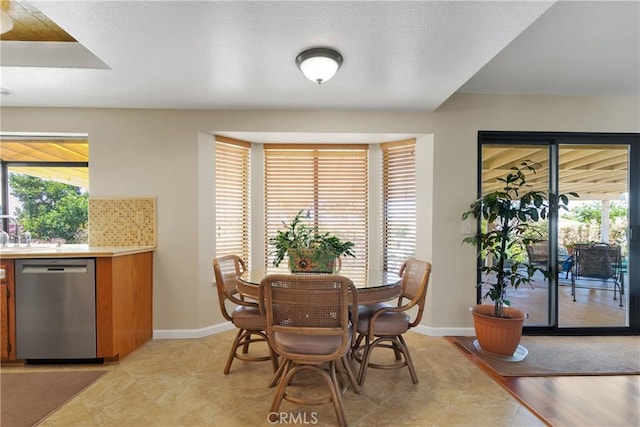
[1,259,16,360]
[96,251,153,360]
[1,250,153,362]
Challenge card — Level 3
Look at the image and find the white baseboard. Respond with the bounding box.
[153,322,474,339]
[412,325,475,337]
[153,322,234,339]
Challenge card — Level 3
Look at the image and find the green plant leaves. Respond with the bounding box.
[269,209,356,267]
[461,160,575,316]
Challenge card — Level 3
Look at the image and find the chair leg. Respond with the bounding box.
[327,362,348,427]
[270,363,347,427]
[269,362,293,415]
[392,340,403,361]
[357,339,371,386]
[224,329,279,375]
[269,358,291,388]
[224,328,246,375]
[351,333,365,361]
[397,335,418,384]
[340,354,361,394]
[357,335,419,386]
[241,335,250,353]
[269,342,280,373]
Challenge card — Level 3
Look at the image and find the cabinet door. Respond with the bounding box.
[1,260,15,360]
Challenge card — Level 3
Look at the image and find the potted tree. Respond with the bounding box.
[269,210,355,273]
[462,161,576,357]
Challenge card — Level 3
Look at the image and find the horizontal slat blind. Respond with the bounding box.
[215,137,250,267]
[264,145,368,285]
[381,139,416,273]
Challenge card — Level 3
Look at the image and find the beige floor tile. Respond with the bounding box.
[6,330,543,426]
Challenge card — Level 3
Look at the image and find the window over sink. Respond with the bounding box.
[0,135,89,244]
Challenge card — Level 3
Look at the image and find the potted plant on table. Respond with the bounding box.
[270,210,355,273]
[462,161,576,357]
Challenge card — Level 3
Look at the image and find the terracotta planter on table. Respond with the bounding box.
[470,304,526,357]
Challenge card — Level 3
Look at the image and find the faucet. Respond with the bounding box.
[23,231,32,247]
[0,215,21,246]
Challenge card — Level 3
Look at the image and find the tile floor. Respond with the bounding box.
[3,331,544,426]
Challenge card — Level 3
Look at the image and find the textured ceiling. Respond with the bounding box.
[0,1,638,111]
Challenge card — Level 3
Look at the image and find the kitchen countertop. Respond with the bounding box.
[0,244,156,259]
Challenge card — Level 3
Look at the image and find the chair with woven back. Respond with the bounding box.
[353,258,432,386]
[525,241,548,280]
[572,243,623,305]
[259,273,361,427]
[213,255,279,375]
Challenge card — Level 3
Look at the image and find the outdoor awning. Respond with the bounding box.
[0,138,89,189]
[483,145,628,201]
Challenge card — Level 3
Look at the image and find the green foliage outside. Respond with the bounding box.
[565,201,628,225]
[514,202,629,255]
[9,174,89,243]
[559,201,628,251]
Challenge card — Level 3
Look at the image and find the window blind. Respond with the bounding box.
[264,144,368,285]
[215,136,251,267]
[381,139,416,273]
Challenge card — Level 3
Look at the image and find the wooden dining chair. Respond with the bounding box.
[259,273,360,427]
[353,258,431,386]
[213,255,278,374]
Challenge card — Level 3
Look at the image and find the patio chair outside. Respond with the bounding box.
[571,243,623,306]
[526,241,548,281]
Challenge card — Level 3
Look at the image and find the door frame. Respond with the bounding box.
[478,131,639,335]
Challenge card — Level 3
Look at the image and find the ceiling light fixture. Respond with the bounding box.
[1,10,13,35]
[295,47,343,84]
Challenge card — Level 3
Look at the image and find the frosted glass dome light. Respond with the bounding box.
[295,48,343,84]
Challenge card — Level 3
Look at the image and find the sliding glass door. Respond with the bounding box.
[479,132,639,334]
[557,144,629,328]
[481,143,553,327]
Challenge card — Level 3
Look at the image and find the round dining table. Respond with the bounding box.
[237,269,402,304]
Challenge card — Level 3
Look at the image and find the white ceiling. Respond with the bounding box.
[0,0,638,112]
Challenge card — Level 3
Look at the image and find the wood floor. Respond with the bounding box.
[448,337,640,427]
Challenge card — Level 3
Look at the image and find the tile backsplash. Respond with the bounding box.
[89,197,157,246]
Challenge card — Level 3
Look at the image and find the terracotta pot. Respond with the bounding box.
[470,305,525,356]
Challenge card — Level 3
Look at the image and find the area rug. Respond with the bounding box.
[452,335,640,377]
[1,370,106,427]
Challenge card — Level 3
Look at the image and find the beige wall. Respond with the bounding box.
[2,93,638,336]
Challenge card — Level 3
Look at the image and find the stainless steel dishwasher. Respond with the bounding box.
[15,258,97,360]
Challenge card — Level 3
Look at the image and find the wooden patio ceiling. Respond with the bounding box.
[482,145,628,201]
[0,138,89,189]
[0,0,75,42]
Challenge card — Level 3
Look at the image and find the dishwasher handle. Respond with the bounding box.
[21,266,89,274]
